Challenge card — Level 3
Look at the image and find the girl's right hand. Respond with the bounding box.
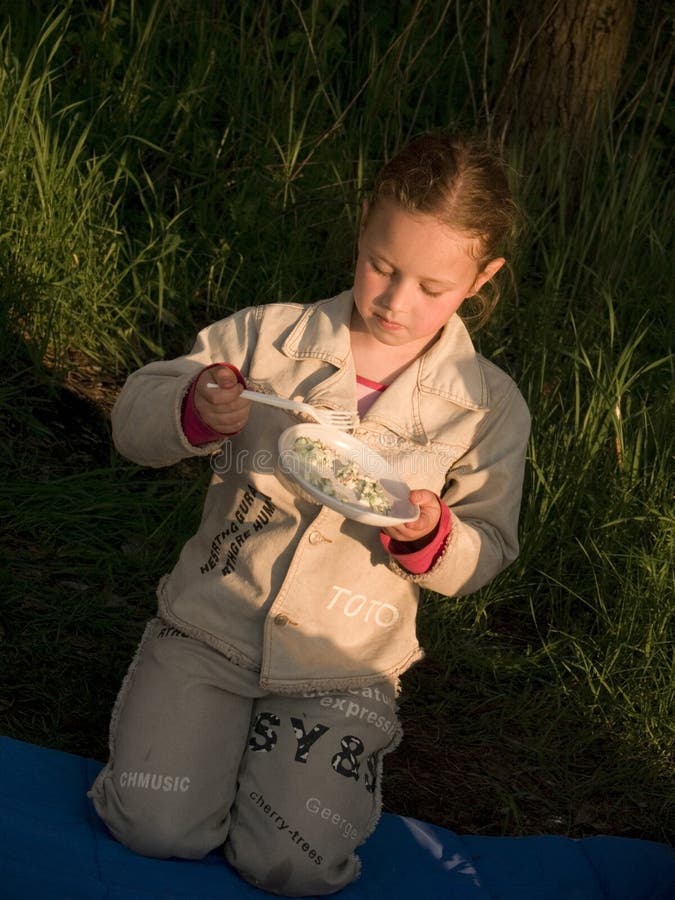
[193,366,251,435]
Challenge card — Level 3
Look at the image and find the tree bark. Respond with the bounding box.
[495,0,637,154]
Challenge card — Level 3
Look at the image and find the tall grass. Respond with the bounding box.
[2,0,513,364]
[1,0,672,839]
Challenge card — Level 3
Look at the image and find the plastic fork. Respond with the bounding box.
[206,383,358,430]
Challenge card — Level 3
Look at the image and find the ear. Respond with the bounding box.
[471,257,505,294]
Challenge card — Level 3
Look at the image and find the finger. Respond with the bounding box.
[408,488,439,510]
[200,379,244,409]
[194,392,248,432]
[211,367,239,389]
[384,514,426,539]
[199,365,239,394]
[202,407,250,435]
[383,494,440,541]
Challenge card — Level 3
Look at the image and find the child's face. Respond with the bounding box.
[352,200,503,353]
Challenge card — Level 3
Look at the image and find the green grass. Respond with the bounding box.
[0,0,673,842]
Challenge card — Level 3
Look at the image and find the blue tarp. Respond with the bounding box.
[1,736,673,899]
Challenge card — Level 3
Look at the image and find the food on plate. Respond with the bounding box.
[290,436,393,514]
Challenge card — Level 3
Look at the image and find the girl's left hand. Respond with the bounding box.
[383,489,441,544]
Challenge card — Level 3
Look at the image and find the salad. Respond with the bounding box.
[290,436,393,514]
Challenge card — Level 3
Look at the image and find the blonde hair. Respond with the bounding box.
[365,133,519,327]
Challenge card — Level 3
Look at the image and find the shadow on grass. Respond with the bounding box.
[386,656,674,843]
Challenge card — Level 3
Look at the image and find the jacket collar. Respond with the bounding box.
[417,312,488,410]
[281,292,353,368]
[280,290,488,443]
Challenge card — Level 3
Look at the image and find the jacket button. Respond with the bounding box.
[308,531,323,544]
[274,614,289,626]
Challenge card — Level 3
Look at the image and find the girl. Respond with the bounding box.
[90,133,530,896]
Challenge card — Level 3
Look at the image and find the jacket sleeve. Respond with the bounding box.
[389,379,531,598]
[110,307,260,467]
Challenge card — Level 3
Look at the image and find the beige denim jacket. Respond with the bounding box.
[111,291,530,693]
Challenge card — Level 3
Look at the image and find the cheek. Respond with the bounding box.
[444,295,466,322]
[422,296,465,331]
[354,263,379,298]
[353,257,368,290]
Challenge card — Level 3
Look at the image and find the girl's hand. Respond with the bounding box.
[193,367,251,435]
[383,489,442,544]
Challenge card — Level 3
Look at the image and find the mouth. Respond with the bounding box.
[375,313,403,330]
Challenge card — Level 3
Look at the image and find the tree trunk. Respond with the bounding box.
[495,0,637,155]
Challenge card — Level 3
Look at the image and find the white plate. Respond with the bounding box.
[278,424,420,527]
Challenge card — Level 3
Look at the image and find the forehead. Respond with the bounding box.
[361,200,481,272]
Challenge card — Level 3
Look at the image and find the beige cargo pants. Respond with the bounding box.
[89,618,401,897]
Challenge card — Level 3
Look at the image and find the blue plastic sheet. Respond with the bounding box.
[1,737,673,899]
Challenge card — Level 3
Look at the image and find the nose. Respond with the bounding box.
[380,278,409,313]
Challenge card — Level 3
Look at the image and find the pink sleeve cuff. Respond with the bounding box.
[380,500,452,574]
[181,363,246,445]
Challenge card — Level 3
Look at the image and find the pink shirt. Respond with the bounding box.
[182,366,451,573]
[355,374,387,417]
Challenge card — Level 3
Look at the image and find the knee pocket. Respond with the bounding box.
[105,805,214,860]
[92,778,223,860]
[226,833,359,896]
[116,812,212,860]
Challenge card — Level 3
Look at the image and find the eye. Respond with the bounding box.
[369,259,393,277]
[420,285,444,297]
